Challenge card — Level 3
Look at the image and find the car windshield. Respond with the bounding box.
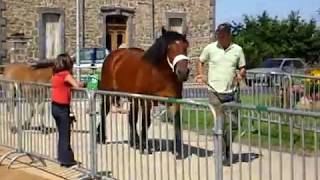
[258,59,283,68]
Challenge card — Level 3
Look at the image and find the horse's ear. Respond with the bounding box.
[161,26,167,35]
[183,33,187,39]
[183,26,189,39]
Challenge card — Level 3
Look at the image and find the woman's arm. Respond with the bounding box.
[65,74,84,88]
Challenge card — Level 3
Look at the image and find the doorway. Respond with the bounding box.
[105,15,127,51]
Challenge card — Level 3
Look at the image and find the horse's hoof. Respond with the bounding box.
[41,127,49,134]
[96,137,106,144]
[142,147,153,154]
[129,140,143,150]
[10,126,17,134]
[175,152,184,160]
[22,123,31,130]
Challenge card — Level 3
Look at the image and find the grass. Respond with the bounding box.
[178,107,320,155]
[240,94,283,107]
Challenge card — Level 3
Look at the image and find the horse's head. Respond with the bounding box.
[162,28,190,82]
[143,27,190,82]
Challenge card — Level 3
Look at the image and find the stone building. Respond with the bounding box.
[0,0,215,76]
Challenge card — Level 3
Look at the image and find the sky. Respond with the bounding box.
[216,0,320,27]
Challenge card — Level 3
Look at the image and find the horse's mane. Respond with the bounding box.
[142,29,188,66]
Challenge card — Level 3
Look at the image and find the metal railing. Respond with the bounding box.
[182,72,320,112]
[1,78,319,180]
[220,102,320,180]
[244,72,320,111]
[0,79,219,180]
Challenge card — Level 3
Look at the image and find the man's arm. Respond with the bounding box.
[195,46,209,83]
[237,66,246,80]
[236,47,246,81]
[196,60,205,83]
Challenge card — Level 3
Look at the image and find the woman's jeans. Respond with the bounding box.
[52,102,75,164]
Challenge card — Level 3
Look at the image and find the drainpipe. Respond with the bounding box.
[76,0,80,79]
[211,0,216,40]
[79,0,84,48]
[151,0,155,40]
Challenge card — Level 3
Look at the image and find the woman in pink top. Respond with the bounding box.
[51,53,84,167]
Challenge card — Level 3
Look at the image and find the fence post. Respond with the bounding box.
[88,90,97,177]
[210,104,223,180]
[14,82,23,153]
[287,74,293,109]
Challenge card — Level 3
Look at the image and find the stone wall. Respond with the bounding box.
[2,0,215,79]
[2,1,77,62]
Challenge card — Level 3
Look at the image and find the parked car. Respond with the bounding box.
[246,58,307,86]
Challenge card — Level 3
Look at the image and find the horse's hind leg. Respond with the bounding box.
[97,96,110,144]
[5,83,16,113]
[128,99,139,148]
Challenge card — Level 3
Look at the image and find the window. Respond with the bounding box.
[259,59,283,68]
[38,8,64,60]
[166,12,186,34]
[106,33,111,50]
[44,14,62,59]
[101,7,135,50]
[293,61,304,68]
[169,18,183,33]
[282,61,291,68]
[105,15,127,51]
[117,33,123,48]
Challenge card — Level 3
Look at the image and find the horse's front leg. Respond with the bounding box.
[140,100,152,153]
[22,99,34,130]
[168,104,183,158]
[37,99,48,133]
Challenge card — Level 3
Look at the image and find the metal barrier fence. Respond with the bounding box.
[92,90,218,180]
[244,72,320,111]
[182,72,320,112]
[0,80,92,177]
[220,102,320,180]
[182,83,208,99]
[1,78,319,180]
[0,79,219,180]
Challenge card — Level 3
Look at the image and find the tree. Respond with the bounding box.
[232,11,320,68]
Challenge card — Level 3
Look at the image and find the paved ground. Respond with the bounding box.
[0,165,50,180]
[0,147,63,180]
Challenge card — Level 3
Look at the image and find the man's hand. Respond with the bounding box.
[235,67,246,82]
[195,74,206,83]
[235,73,243,82]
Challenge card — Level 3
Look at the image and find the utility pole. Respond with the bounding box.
[151,0,155,40]
[76,0,80,79]
[211,0,216,40]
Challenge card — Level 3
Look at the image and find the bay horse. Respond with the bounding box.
[2,61,53,131]
[97,28,190,157]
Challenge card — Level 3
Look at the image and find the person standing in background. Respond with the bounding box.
[195,23,246,166]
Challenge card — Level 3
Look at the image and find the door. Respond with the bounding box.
[43,13,62,59]
[106,15,128,51]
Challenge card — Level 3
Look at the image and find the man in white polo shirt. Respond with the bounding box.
[196,23,246,166]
